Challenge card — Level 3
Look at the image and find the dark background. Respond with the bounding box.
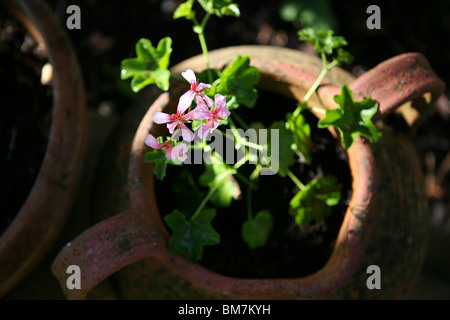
[3,0,450,299]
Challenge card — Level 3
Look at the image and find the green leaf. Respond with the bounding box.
[144,149,169,180]
[120,37,173,92]
[199,154,241,207]
[286,112,312,164]
[336,48,354,65]
[289,176,341,225]
[242,209,273,249]
[279,0,338,31]
[298,28,347,55]
[215,56,260,108]
[173,0,195,20]
[197,68,221,85]
[318,84,382,149]
[265,121,294,177]
[164,209,220,262]
[197,0,240,17]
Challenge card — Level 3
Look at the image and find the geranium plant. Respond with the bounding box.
[121,0,382,262]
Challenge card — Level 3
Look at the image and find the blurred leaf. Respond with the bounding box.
[289,176,341,225]
[279,0,338,30]
[266,121,294,177]
[199,154,241,207]
[173,0,195,20]
[298,28,347,55]
[198,0,240,17]
[286,112,312,164]
[242,209,273,249]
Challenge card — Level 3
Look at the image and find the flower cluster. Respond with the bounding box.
[145,69,230,162]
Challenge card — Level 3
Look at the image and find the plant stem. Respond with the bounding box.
[191,169,232,220]
[231,112,249,130]
[220,129,264,152]
[292,56,339,118]
[287,170,306,190]
[193,13,212,82]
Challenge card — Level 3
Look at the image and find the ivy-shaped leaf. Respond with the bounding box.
[214,56,260,109]
[144,149,169,180]
[173,0,195,20]
[318,84,382,149]
[199,154,241,207]
[286,112,312,164]
[298,28,347,55]
[197,0,240,17]
[120,37,172,92]
[242,209,273,249]
[289,176,341,225]
[265,121,294,177]
[164,209,220,262]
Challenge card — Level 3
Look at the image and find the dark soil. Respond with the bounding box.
[0,8,52,235]
[154,90,352,278]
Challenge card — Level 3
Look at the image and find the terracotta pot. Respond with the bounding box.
[0,0,86,297]
[51,46,443,299]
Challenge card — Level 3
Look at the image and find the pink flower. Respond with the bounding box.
[153,107,196,142]
[144,134,188,163]
[195,94,230,139]
[178,69,214,111]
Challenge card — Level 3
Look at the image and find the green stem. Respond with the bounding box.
[220,130,264,152]
[193,13,212,77]
[292,57,339,118]
[191,168,232,220]
[231,112,249,131]
[233,153,250,170]
[287,170,306,190]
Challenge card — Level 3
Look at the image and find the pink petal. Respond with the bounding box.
[214,93,227,109]
[144,134,165,149]
[179,123,194,142]
[198,119,213,139]
[200,94,214,108]
[177,90,195,115]
[183,109,197,120]
[211,118,219,132]
[164,146,173,160]
[172,143,188,163]
[197,83,211,92]
[153,112,174,124]
[215,104,230,119]
[193,106,212,121]
[181,69,197,87]
[167,122,178,133]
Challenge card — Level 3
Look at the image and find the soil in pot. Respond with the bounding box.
[0,8,52,235]
[154,90,352,279]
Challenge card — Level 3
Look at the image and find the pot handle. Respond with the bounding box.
[318,52,445,125]
[51,209,165,300]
